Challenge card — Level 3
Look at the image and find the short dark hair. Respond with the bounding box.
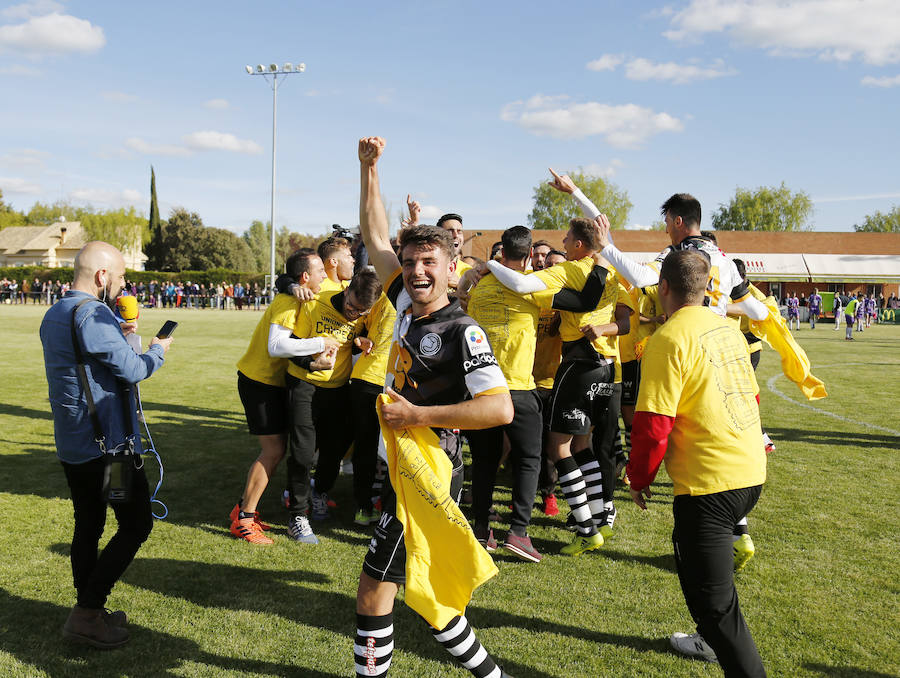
[436,213,463,228]
[318,236,350,262]
[661,193,702,228]
[701,229,717,244]
[547,249,566,260]
[532,239,553,251]
[501,225,532,261]
[397,225,455,261]
[568,217,601,251]
[346,268,383,309]
[490,241,504,260]
[732,258,746,278]
[660,249,710,304]
[285,248,318,280]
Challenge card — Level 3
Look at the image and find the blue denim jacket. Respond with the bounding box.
[40,291,165,464]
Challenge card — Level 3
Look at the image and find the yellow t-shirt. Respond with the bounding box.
[351,293,397,386]
[633,284,661,361]
[738,284,768,353]
[319,277,349,295]
[287,291,366,388]
[236,293,301,387]
[466,273,541,391]
[618,283,642,364]
[533,308,562,390]
[637,305,766,497]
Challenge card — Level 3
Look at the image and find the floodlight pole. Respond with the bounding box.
[246,63,305,299]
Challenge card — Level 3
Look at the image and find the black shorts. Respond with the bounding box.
[237,371,289,435]
[620,360,640,407]
[749,349,761,371]
[362,434,464,585]
[546,358,615,436]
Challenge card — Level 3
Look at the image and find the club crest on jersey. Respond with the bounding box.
[465,326,490,356]
[419,332,442,356]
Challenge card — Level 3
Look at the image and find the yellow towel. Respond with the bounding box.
[749,298,827,401]
[376,394,499,629]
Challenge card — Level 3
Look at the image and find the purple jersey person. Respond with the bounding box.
[787,294,800,330]
[808,291,822,329]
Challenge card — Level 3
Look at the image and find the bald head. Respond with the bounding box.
[73,241,127,300]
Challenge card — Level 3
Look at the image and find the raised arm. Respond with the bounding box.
[548,168,601,220]
[593,216,662,289]
[358,137,400,283]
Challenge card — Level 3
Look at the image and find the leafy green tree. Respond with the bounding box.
[854,206,900,232]
[145,166,164,266]
[528,170,632,230]
[80,207,146,251]
[711,183,813,231]
[242,219,270,272]
[0,189,26,230]
[194,227,256,271]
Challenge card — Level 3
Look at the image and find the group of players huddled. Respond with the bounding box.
[229,137,775,677]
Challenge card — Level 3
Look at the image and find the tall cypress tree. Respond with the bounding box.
[146,166,163,268]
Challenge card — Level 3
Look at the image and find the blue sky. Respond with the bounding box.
[1,0,899,236]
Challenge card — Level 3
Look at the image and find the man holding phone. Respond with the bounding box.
[40,241,173,649]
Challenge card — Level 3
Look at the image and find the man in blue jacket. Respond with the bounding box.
[40,241,173,648]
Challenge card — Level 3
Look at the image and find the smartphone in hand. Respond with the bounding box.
[156,320,178,339]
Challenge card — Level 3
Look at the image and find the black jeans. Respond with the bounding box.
[350,379,382,511]
[536,388,558,496]
[468,390,542,536]
[61,456,153,609]
[285,376,353,515]
[673,485,765,678]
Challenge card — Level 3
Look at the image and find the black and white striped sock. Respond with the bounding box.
[355,613,393,676]
[573,448,604,523]
[432,615,502,678]
[556,456,596,537]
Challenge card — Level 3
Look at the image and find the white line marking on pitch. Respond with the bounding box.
[766,364,900,437]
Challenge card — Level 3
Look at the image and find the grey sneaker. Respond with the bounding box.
[287,515,319,544]
[669,632,717,662]
[311,490,330,521]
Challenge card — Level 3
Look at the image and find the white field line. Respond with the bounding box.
[766,365,900,437]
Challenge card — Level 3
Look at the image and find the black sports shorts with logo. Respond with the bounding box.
[546,351,615,436]
[362,430,463,585]
[620,360,641,407]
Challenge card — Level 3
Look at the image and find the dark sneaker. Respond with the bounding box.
[597,505,617,540]
[503,533,543,563]
[103,609,127,628]
[473,525,497,552]
[565,512,578,532]
[63,605,129,649]
[670,632,717,662]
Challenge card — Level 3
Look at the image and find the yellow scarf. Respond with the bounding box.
[376,395,498,629]
[749,297,827,401]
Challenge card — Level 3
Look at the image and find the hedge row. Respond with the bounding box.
[0,267,268,287]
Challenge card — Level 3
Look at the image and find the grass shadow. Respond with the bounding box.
[803,663,899,678]
[766,427,899,447]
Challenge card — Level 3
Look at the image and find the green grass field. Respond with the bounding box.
[1,304,898,678]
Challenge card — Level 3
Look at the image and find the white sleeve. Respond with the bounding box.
[571,187,601,220]
[731,295,769,321]
[600,244,660,288]
[486,260,547,293]
[267,324,325,358]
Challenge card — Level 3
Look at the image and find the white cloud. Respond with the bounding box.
[0,63,39,75]
[586,54,624,71]
[419,205,443,220]
[0,148,50,169]
[0,11,105,55]
[0,176,41,194]
[1,0,63,20]
[182,131,262,154]
[624,57,736,83]
[665,0,900,66]
[813,191,900,203]
[125,137,192,157]
[581,159,624,178]
[861,74,900,87]
[501,95,684,148]
[204,98,229,109]
[102,91,137,103]
[625,222,655,230]
[68,187,144,207]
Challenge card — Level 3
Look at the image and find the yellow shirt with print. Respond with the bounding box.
[236,293,301,387]
[466,273,542,391]
[287,291,365,388]
[351,293,397,386]
[637,305,766,497]
[533,308,562,390]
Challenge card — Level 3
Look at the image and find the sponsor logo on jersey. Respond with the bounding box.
[465,326,490,355]
[587,382,614,399]
[419,332,442,356]
[463,353,498,371]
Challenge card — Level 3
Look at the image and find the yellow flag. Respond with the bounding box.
[376,394,499,630]
[749,298,827,401]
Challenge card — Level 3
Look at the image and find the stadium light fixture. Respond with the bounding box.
[244,60,307,299]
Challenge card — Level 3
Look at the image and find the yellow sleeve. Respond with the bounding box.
[635,335,682,416]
